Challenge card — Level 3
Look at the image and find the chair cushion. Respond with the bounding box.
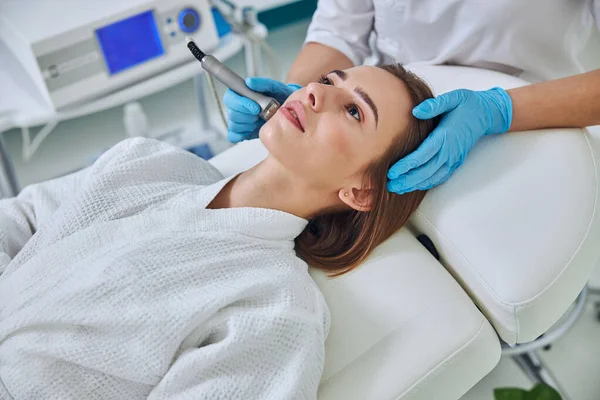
[406,65,600,344]
[311,229,500,400]
[209,140,500,399]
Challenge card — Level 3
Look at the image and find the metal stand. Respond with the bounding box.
[501,286,589,400]
[588,286,600,322]
[241,7,262,77]
[0,133,19,197]
[244,39,261,77]
[512,351,571,400]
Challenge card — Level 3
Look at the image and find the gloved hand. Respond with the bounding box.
[387,87,513,194]
[223,77,302,143]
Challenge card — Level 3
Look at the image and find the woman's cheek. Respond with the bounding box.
[323,127,353,161]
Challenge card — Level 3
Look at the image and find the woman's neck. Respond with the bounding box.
[208,157,338,219]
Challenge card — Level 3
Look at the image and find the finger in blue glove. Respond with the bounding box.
[223,89,261,115]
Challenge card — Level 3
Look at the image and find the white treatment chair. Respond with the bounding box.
[209,65,600,400]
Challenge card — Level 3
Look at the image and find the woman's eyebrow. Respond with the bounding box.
[330,70,379,127]
[354,87,379,127]
[331,69,347,80]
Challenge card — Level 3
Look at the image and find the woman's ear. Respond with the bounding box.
[338,187,375,212]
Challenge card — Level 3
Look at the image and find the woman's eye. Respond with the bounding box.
[346,105,361,121]
[318,75,332,85]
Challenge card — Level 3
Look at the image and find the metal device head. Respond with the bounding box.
[259,100,280,120]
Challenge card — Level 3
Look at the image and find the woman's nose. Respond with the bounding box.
[306,82,325,112]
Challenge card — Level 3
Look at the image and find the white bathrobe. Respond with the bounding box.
[0,138,330,400]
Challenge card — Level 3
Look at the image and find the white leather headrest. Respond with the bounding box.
[407,65,600,344]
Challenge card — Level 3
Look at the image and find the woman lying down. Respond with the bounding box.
[0,64,438,399]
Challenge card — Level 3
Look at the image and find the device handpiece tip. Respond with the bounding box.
[185,36,193,44]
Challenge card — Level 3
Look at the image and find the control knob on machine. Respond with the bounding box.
[179,8,201,33]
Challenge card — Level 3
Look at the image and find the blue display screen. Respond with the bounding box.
[96,10,164,75]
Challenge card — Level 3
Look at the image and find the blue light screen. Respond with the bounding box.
[96,10,164,75]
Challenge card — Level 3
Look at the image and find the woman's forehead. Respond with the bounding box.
[345,66,413,132]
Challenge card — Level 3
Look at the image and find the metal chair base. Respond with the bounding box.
[500,286,590,400]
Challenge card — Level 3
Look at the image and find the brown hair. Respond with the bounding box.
[295,64,440,277]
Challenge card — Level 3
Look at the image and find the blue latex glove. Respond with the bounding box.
[222,77,302,143]
[387,87,513,194]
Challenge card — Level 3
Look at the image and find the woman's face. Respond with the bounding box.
[260,66,414,197]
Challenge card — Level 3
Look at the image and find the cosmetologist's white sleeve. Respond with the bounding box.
[148,308,327,400]
[304,0,375,66]
[0,168,88,271]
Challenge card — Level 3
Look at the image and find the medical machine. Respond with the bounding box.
[186,37,280,121]
[0,0,220,111]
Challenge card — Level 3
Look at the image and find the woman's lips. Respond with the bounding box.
[280,107,304,132]
[287,101,306,131]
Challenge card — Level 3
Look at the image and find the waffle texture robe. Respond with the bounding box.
[0,138,329,400]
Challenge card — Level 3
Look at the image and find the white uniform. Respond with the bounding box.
[0,138,329,400]
[306,0,600,81]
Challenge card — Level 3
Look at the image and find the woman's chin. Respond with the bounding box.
[258,125,273,146]
[259,125,300,169]
[259,121,287,149]
[257,126,277,157]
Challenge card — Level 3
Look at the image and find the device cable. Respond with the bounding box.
[205,73,228,129]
